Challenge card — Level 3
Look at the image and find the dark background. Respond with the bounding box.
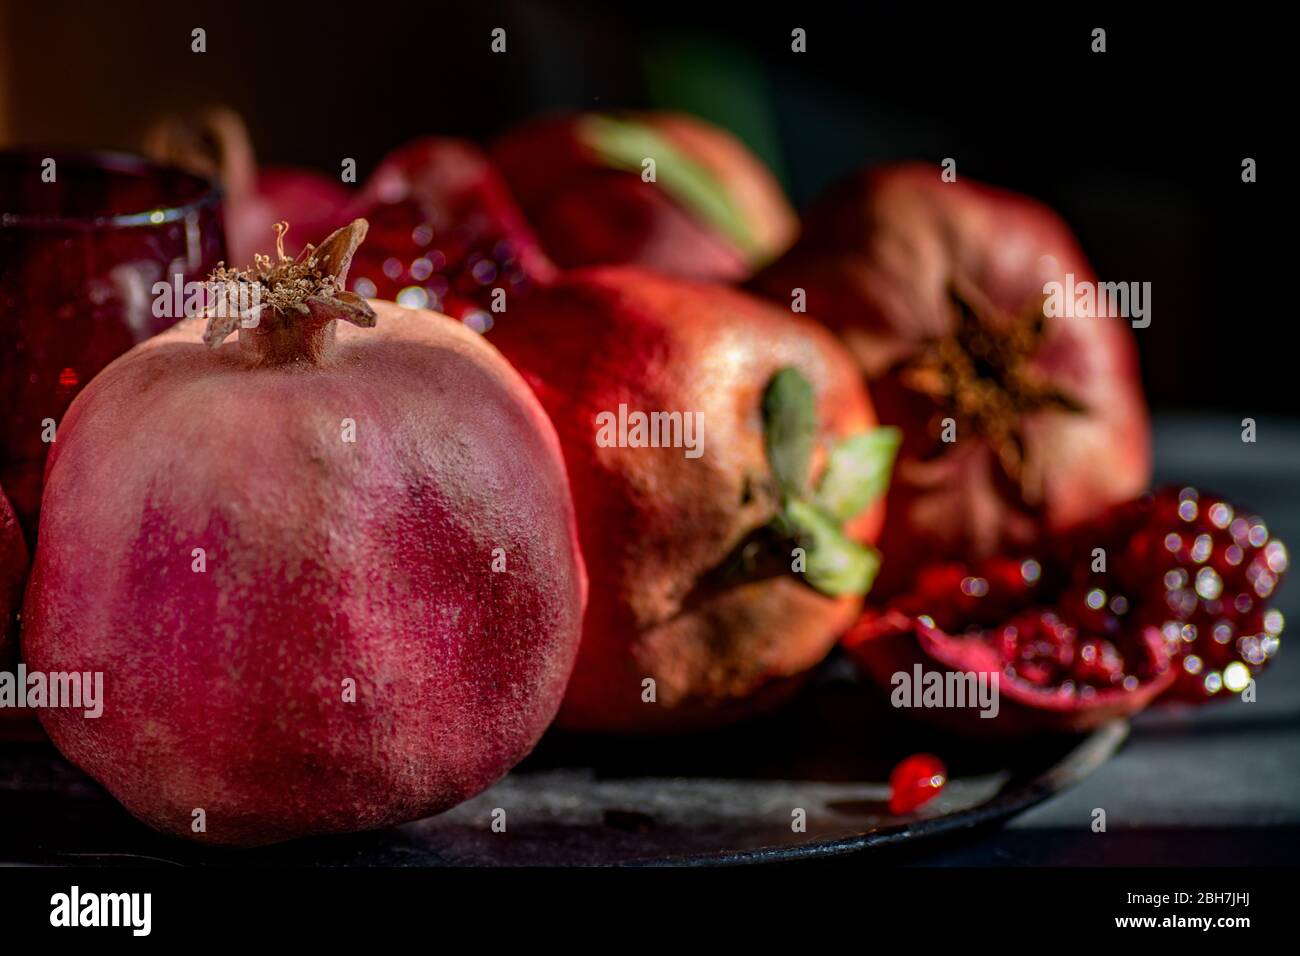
[0,2,1283,415]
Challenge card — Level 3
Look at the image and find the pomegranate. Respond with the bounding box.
[21,221,586,845]
[342,138,556,325]
[752,163,1151,597]
[846,555,1175,736]
[492,112,797,282]
[0,483,26,666]
[490,267,896,733]
[144,106,353,265]
[844,487,1286,734]
[889,753,947,815]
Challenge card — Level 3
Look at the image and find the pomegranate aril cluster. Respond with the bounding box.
[896,555,1046,631]
[892,550,1161,696]
[1108,487,1287,700]
[349,201,532,328]
[875,485,1286,709]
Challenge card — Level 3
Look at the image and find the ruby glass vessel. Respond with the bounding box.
[0,149,226,539]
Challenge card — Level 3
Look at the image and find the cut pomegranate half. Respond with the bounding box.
[844,486,1285,735]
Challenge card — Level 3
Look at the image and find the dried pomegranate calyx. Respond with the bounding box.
[202,220,377,365]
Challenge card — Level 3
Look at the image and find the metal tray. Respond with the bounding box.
[0,661,1126,866]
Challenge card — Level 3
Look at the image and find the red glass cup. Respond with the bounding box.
[0,149,226,540]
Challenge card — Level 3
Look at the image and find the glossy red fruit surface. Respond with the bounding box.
[344,138,556,324]
[753,163,1151,597]
[491,267,891,733]
[493,112,797,281]
[22,222,586,845]
[888,753,947,815]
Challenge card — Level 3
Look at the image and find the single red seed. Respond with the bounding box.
[889,753,948,815]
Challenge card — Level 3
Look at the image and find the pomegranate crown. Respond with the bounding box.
[200,219,377,349]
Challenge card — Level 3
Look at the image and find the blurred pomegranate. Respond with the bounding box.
[753,163,1150,596]
[342,138,555,324]
[493,112,796,281]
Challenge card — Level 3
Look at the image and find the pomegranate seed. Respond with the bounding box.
[889,753,947,815]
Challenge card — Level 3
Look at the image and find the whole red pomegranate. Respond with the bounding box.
[144,106,353,265]
[490,267,896,733]
[342,137,556,324]
[22,221,586,845]
[844,487,1285,735]
[0,484,26,667]
[493,112,797,282]
[753,163,1151,596]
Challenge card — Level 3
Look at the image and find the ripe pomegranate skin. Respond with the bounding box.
[492,112,797,282]
[0,484,27,667]
[490,267,882,733]
[21,223,586,846]
[752,163,1151,597]
[343,138,556,322]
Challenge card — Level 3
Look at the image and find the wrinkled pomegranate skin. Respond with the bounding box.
[753,164,1151,596]
[0,486,27,667]
[344,138,556,319]
[493,112,797,282]
[490,267,880,733]
[22,302,586,846]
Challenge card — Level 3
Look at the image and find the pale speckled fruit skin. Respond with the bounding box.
[490,267,881,733]
[21,301,586,846]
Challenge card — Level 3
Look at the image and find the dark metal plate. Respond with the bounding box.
[0,660,1126,866]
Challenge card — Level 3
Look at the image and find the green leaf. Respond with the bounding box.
[814,426,902,523]
[577,114,758,258]
[783,499,880,597]
[762,367,817,500]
